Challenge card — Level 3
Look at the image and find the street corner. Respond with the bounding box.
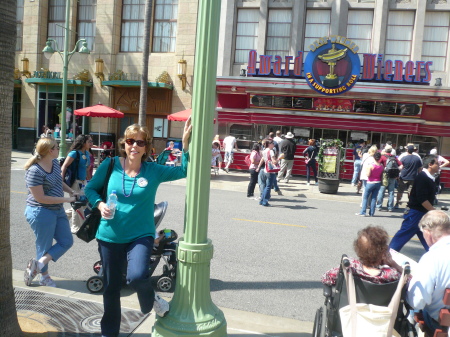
[18,310,59,337]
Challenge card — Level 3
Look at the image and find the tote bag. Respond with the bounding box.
[265,150,280,173]
[339,262,408,337]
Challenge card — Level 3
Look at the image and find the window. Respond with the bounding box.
[266,9,292,58]
[121,0,145,52]
[235,8,259,63]
[152,0,178,53]
[303,10,331,59]
[385,11,415,63]
[423,12,450,72]
[77,0,96,51]
[347,10,373,63]
[48,0,66,50]
[16,0,24,51]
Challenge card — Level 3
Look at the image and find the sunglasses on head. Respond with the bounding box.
[125,138,147,147]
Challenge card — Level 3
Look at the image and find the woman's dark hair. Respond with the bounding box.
[373,152,381,161]
[70,134,92,151]
[354,226,389,267]
[252,143,260,152]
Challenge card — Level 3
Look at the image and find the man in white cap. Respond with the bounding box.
[277,132,296,183]
[376,144,402,212]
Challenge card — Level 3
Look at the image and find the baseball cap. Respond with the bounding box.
[407,145,414,153]
[430,149,438,155]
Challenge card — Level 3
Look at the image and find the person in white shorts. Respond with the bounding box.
[223,135,238,173]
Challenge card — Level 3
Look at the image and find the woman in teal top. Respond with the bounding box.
[61,134,93,233]
[85,119,192,337]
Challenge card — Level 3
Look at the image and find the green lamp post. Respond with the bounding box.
[42,0,90,158]
[153,0,226,336]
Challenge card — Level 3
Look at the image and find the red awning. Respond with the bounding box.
[74,104,124,118]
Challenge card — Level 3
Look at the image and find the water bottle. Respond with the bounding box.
[103,190,118,220]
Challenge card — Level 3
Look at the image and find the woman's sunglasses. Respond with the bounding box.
[125,138,147,147]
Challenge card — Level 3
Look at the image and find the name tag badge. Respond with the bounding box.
[82,155,87,160]
[137,177,148,188]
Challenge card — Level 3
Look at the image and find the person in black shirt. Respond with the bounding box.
[303,139,319,185]
[389,155,440,252]
[277,132,296,183]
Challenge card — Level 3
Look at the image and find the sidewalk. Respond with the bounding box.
[13,270,312,336]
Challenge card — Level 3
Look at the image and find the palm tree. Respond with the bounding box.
[0,0,23,334]
[138,0,153,126]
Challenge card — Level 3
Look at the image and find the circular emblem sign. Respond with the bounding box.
[304,40,360,96]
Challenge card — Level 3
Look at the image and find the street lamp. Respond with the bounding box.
[42,0,90,158]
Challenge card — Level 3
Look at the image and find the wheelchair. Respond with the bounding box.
[313,255,416,337]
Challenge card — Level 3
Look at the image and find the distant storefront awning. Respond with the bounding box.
[101,81,173,89]
[24,78,93,86]
[168,109,191,121]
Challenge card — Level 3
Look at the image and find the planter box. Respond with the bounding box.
[318,178,340,194]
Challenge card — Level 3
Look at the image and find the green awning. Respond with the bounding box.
[24,78,93,86]
[101,80,173,89]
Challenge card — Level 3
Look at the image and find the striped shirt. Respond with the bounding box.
[25,159,64,210]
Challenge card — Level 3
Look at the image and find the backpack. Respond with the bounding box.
[60,151,80,187]
[384,155,400,178]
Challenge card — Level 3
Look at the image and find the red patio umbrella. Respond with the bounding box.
[74,104,124,145]
[167,108,191,121]
[167,108,215,123]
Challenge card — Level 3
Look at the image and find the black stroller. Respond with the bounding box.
[85,201,179,293]
[312,255,416,337]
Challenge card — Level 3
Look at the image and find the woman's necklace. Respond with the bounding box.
[122,159,141,198]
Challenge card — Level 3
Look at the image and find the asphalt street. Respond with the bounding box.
[10,169,428,323]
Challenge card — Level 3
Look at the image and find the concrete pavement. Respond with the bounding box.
[10,150,449,336]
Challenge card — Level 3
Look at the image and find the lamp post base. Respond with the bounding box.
[153,239,227,337]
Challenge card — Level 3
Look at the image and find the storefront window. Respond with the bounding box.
[37,85,89,139]
[410,135,438,156]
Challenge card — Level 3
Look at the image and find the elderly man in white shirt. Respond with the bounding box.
[407,210,450,334]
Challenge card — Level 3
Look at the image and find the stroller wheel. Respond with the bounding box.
[157,276,174,292]
[93,260,102,275]
[86,276,104,293]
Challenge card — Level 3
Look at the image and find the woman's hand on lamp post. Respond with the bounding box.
[182,116,193,151]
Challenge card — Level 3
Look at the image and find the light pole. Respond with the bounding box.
[153,0,226,336]
[42,0,89,158]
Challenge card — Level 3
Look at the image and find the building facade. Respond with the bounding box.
[216,0,450,184]
[14,0,196,152]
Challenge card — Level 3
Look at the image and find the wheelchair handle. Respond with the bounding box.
[341,254,350,268]
[404,262,411,275]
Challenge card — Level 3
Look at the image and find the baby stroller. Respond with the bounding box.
[99,141,114,164]
[86,201,179,293]
[312,255,415,337]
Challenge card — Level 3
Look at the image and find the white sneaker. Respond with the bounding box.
[39,275,56,287]
[153,294,169,317]
[254,196,261,200]
[24,258,40,286]
[306,182,310,186]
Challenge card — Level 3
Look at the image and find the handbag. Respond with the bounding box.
[76,157,115,243]
[244,154,252,167]
[339,261,408,337]
[265,150,280,173]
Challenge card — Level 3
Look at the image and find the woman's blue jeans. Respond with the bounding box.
[97,236,155,336]
[25,205,73,273]
[306,159,318,183]
[260,172,276,206]
[360,182,381,216]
